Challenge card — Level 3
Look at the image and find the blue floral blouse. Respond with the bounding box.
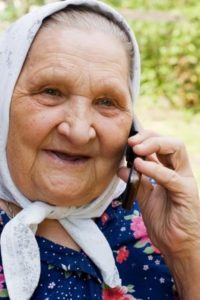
[0,200,179,300]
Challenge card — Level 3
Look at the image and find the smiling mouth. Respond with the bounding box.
[46,150,90,163]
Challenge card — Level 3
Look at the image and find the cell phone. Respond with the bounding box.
[121,122,141,210]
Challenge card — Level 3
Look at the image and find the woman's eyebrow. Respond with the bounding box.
[94,78,130,98]
[26,67,130,98]
[25,67,73,88]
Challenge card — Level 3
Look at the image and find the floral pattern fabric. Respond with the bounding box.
[0,200,178,299]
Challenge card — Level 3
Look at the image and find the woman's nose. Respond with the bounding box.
[57,107,96,146]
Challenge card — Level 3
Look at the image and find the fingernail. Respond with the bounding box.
[128,134,141,143]
[132,132,140,138]
[134,144,145,150]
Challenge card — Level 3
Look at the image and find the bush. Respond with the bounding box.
[104,0,199,10]
[103,1,200,112]
[130,16,200,111]
[0,0,45,21]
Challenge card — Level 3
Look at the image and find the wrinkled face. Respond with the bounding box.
[6,25,133,206]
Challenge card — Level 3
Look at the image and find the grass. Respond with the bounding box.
[135,97,200,190]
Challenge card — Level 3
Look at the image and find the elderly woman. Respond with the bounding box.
[0,0,199,299]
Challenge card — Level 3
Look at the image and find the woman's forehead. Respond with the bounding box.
[27,25,128,66]
[20,26,130,91]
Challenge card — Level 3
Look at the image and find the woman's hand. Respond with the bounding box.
[118,130,200,299]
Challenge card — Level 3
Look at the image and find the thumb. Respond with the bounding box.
[118,167,154,210]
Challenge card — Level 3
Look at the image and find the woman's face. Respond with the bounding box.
[7,25,133,206]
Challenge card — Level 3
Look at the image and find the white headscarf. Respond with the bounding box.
[0,1,140,299]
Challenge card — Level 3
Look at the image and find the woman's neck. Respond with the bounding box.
[37,218,80,251]
[0,199,80,251]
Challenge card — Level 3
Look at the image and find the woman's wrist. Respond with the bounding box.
[164,250,200,300]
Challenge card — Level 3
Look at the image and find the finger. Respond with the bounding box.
[133,136,193,176]
[137,175,154,210]
[128,129,160,146]
[134,157,188,194]
[118,165,158,186]
[118,167,154,210]
[145,153,160,164]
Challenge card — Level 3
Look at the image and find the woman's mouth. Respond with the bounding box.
[45,150,91,164]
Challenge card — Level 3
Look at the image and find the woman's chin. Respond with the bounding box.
[39,194,92,207]
[32,181,95,207]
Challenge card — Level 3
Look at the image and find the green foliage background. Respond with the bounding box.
[104,0,200,112]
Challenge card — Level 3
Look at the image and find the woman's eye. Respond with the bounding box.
[95,97,115,107]
[43,88,61,97]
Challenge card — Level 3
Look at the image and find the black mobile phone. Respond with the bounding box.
[121,123,141,210]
